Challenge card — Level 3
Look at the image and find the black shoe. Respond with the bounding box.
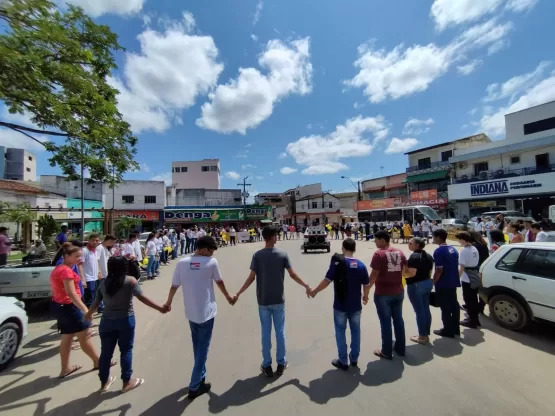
[261,365,274,377]
[276,363,289,375]
[433,329,455,338]
[460,319,478,329]
[331,359,349,371]
[350,361,358,368]
[460,304,467,311]
[188,382,211,400]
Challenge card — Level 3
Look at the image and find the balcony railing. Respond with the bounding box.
[406,160,450,173]
[452,164,555,184]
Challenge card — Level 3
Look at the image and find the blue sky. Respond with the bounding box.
[1,0,554,197]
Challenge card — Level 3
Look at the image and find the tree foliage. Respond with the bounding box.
[115,216,141,238]
[0,0,138,185]
[37,214,59,244]
[0,201,35,225]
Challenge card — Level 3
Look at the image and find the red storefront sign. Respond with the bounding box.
[115,210,160,221]
[401,198,448,208]
[410,189,438,200]
[356,198,395,211]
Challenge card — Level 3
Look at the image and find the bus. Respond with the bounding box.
[357,205,442,226]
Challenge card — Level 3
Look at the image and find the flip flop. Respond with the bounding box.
[59,364,82,379]
[92,360,117,371]
[100,376,117,393]
[71,344,81,351]
[121,378,144,393]
[410,336,429,345]
[373,349,393,360]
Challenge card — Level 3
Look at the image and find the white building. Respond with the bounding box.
[448,101,555,219]
[166,188,242,207]
[273,183,323,225]
[104,180,166,211]
[332,191,358,221]
[2,148,36,181]
[295,192,342,226]
[171,159,220,190]
[40,175,103,201]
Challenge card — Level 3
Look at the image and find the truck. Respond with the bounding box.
[0,260,54,301]
[302,225,330,253]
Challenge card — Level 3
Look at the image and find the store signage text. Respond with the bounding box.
[115,211,160,221]
[470,179,542,197]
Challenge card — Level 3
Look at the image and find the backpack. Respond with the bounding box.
[332,253,348,304]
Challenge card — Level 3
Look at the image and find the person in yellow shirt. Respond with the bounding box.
[402,221,412,243]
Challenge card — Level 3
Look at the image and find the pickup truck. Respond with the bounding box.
[0,260,54,301]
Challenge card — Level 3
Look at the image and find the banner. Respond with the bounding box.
[165,209,243,223]
[115,210,160,221]
[245,205,272,220]
[355,198,395,211]
[400,198,448,208]
[410,189,438,200]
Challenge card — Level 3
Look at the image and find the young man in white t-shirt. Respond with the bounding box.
[83,233,102,309]
[164,236,235,400]
[457,232,480,329]
[421,219,431,239]
[229,227,237,246]
[123,233,141,281]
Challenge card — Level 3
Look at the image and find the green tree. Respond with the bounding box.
[36,214,59,245]
[0,0,138,185]
[115,217,141,238]
[0,202,35,241]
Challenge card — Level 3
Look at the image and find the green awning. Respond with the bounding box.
[260,219,273,223]
[404,170,449,183]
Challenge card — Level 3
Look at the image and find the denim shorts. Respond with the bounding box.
[51,302,91,335]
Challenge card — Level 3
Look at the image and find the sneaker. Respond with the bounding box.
[460,304,468,311]
[188,382,211,400]
[276,363,289,375]
[260,365,274,377]
[331,359,349,371]
[433,329,455,338]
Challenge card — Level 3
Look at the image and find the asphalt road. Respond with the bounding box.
[2,238,555,416]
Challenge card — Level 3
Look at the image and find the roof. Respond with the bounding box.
[505,99,555,116]
[0,180,46,194]
[403,170,449,183]
[296,192,338,201]
[449,135,555,163]
[405,133,489,155]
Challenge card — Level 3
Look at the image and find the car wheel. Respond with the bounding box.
[0,322,21,372]
[304,246,308,254]
[326,246,330,253]
[488,294,529,331]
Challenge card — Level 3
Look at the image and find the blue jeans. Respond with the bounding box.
[180,240,185,255]
[374,292,406,358]
[84,280,103,312]
[407,279,433,337]
[189,318,214,391]
[185,238,192,254]
[99,315,135,384]
[147,255,156,277]
[258,304,286,367]
[333,309,361,365]
[172,244,177,259]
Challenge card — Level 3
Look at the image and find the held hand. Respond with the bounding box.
[309,289,317,298]
[84,312,93,322]
[305,286,312,298]
[362,295,369,305]
[162,303,172,313]
[228,294,238,306]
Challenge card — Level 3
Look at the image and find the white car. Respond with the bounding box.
[0,296,28,371]
[302,225,330,253]
[479,242,555,331]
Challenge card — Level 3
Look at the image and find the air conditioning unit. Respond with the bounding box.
[458,162,468,169]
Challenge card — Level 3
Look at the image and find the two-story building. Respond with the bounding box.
[171,159,220,189]
[273,183,323,225]
[358,173,409,211]
[448,101,555,220]
[295,192,342,226]
[404,133,491,218]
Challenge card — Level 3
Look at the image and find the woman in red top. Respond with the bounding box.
[50,243,103,378]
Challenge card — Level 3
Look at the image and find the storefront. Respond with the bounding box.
[448,171,555,220]
[114,210,161,232]
[163,206,272,227]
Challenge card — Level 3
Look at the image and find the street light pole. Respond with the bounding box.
[80,140,85,239]
[341,176,362,201]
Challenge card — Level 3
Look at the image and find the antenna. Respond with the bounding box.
[380,166,384,176]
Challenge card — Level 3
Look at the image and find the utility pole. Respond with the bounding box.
[321,189,332,225]
[80,140,85,240]
[237,176,251,225]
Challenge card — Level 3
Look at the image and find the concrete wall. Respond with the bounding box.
[5,148,37,181]
[408,134,491,167]
[505,100,555,142]
[296,194,340,213]
[104,180,166,210]
[172,159,220,189]
[40,175,103,201]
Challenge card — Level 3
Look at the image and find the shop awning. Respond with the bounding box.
[260,219,273,224]
[403,170,449,183]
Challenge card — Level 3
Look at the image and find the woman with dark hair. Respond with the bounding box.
[509,222,525,244]
[490,230,506,253]
[465,231,490,314]
[86,256,167,393]
[405,237,434,344]
[145,232,157,280]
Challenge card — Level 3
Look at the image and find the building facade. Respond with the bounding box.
[404,133,491,218]
[294,192,342,225]
[272,183,323,225]
[166,188,242,207]
[171,159,220,189]
[448,102,555,220]
[2,148,36,181]
[40,175,103,201]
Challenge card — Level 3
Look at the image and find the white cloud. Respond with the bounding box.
[278,152,288,159]
[241,164,256,170]
[488,39,509,55]
[484,61,550,102]
[251,34,258,42]
[0,129,46,153]
[457,59,482,75]
[345,18,513,103]
[138,163,151,173]
[151,172,172,186]
[196,37,312,134]
[385,138,420,154]
[225,171,241,180]
[253,0,263,25]
[506,0,539,12]
[63,0,144,17]
[280,167,298,175]
[111,13,223,134]
[286,115,389,175]
[477,66,555,137]
[402,118,435,136]
[430,0,503,31]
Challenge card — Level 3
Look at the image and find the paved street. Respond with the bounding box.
[2,238,555,416]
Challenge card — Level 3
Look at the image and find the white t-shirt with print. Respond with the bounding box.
[421,221,431,232]
[171,255,222,324]
[230,228,236,237]
[122,243,135,259]
[474,222,484,232]
[536,231,549,242]
[132,240,143,262]
[485,221,494,231]
[154,237,162,251]
[459,245,479,283]
[146,240,157,256]
[82,246,99,282]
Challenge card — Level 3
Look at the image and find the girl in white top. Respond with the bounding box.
[145,233,157,279]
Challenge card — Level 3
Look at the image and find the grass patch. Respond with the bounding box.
[8,252,24,261]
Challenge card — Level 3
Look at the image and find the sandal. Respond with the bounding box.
[373,349,393,360]
[59,364,82,378]
[92,360,117,371]
[100,376,117,392]
[410,336,429,345]
[71,344,82,351]
[122,378,144,393]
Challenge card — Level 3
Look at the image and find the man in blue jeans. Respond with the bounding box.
[164,236,236,400]
[235,225,311,377]
[369,230,407,359]
[309,238,370,370]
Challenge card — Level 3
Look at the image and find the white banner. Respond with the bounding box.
[237,231,250,242]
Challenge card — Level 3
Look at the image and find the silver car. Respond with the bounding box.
[442,219,467,231]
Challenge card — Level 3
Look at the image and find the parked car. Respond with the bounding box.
[0,296,28,371]
[479,242,555,331]
[442,219,467,231]
[468,211,534,229]
[0,261,54,300]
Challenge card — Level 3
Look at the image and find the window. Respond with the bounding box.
[122,195,134,204]
[328,201,333,209]
[145,196,157,204]
[474,162,489,176]
[515,249,555,279]
[311,201,317,209]
[386,209,402,222]
[28,156,33,161]
[495,248,524,272]
[510,156,520,164]
[210,165,218,172]
[535,153,550,169]
[174,167,180,173]
[201,166,210,172]
[418,157,431,169]
[523,116,555,136]
[181,166,188,172]
[441,150,453,162]
[26,167,31,172]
